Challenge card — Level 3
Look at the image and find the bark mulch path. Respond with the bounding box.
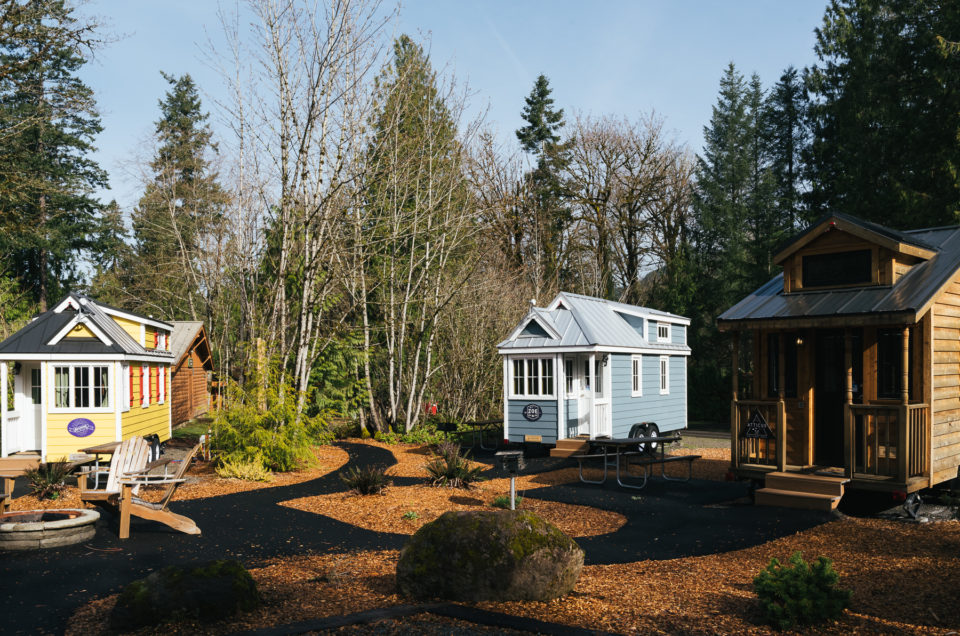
[5,439,958,635]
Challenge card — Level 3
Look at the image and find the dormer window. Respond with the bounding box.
[802,249,872,288]
[657,323,671,342]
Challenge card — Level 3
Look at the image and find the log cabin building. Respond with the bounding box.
[169,321,213,426]
[718,214,960,509]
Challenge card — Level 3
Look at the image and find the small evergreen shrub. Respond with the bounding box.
[341,464,391,495]
[491,495,522,509]
[216,457,273,482]
[375,424,449,446]
[753,551,851,630]
[402,510,419,520]
[424,441,484,488]
[24,459,72,499]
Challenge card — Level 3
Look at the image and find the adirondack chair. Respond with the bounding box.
[79,438,200,539]
[116,443,202,539]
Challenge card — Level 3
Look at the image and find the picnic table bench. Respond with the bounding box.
[572,434,701,490]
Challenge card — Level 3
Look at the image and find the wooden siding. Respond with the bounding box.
[932,281,960,485]
[506,400,557,444]
[122,399,170,442]
[64,324,96,339]
[112,315,142,344]
[45,411,115,461]
[172,362,209,425]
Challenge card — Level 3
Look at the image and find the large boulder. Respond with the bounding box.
[111,560,260,630]
[396,510,583,602]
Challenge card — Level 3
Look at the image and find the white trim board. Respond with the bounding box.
[499,346,691,356]
[47,315,114,347]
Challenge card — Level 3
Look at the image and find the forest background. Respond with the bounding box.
[0,0,957,443]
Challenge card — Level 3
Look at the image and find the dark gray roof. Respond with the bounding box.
[719,224,960,327]
[0,293,175,360]
[498,292,691,353]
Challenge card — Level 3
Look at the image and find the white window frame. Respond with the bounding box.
[659,356,670,395]
[657,323,671,343]
[508,356,555,399]
[631,354,643,397]
[48,363,113,413]
[158,364,165,404]
[564,358,576,397]
[121,364,131,412]
[141,364,149,408]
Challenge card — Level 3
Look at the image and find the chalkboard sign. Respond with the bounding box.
[743,410,772,439]
[522,404,542,422]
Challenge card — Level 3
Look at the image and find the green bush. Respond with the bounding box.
[341,464,391,495]
[24,459,72,499]
[216,457,273,482]
[424,441,484,488]
[491,495,522,509]
[402,510,419,520]
[374,423,450,446]
[212,389,333,473]
[753,551,851,630]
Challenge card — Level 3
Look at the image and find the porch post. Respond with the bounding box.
[899,326,910,483]
[844,329,854,478]
[777,333,787,471]
[588,353,596,439]
[731,333,740,470]
[1,362,7,458]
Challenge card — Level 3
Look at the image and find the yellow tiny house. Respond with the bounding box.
[0,293,174,462]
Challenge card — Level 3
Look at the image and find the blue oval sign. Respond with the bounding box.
[67,418,95,438]
[522,404,542,422]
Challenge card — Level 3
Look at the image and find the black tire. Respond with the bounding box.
[628,424,645,452]
[643,423,660,455]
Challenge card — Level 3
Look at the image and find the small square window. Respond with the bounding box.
[657,323,671,342]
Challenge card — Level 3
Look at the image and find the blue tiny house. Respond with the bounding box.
[497,293,691,447]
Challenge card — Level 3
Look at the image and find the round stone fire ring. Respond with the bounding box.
[0,509,99,550]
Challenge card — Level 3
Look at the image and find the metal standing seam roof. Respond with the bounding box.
[718,224,960,326]
[0,292,175,360]
[497,292,691,353]
[169,321,204,364]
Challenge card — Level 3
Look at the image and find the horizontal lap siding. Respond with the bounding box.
[610,354,686,437]
[507,400,557,443]
[565,398,578,438]
[122,402,170,442]
[933,284,960,485]
[45,412,116,461]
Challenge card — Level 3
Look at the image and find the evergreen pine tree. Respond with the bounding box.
[765,66,808,228]
[130,72,227,319]
[0,0,107,309]
[805,0,960,227]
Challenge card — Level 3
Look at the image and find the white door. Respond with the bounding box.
[18,364,42,452]
[593,356,612,438]
[577,357,591,436]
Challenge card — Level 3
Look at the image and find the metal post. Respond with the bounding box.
[510,476,516,510]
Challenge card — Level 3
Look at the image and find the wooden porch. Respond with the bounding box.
[729,325,932,494]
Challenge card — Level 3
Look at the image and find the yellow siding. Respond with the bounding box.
[45,411,116,461]
[122,401,170,442]
[64,324,96,339]
[112,316,142,344]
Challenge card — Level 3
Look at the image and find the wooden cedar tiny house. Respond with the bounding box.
[0,293,174,462]
[718,213,960,509]
[169,321,213,426]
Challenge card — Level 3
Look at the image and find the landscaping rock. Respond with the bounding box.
[110,559,259,630]
[396,510,583,602]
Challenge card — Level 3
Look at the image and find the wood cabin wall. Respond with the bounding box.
[756,329,812,467]
[781,229,922,293]
[932,279,960,486]
[172,347,210,425]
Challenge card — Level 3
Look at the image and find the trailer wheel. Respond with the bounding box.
[643,423,660,455]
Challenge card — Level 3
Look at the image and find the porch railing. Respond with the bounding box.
[732,399,783,469]
[850,403,929,480]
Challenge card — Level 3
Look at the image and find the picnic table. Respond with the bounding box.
[572,434,701,490]
[78,441,120,489]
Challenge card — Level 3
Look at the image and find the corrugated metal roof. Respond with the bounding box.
[169,321,204,363]
[719,223,960,327]
[498,292,691,353]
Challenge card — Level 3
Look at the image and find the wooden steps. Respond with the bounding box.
[755,471,849,511]
[550,438,589,458]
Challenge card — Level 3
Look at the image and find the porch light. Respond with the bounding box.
[795,335,804,347]
[602,354,609,367]
[12,362,20,376]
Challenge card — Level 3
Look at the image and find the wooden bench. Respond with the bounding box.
[625,453,701,482]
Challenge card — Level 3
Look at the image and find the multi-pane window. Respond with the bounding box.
[631,355,642,397]
[564,359,575,396]
[510,358,554,397]
[30,368,41,403]
[52,365,110,410]
[594,360,604,396]
[657,323,671,342]
[659,356,670,394]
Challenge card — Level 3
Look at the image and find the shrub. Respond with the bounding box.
[375,424,449,446]
[341,464,391,495]
[753,551,851,630]
[424,441,484,488]
[24,460,72,499]
[216,457,273,482]
[212,390,332,472]
[491,495,523,509]
[402,510,419,520]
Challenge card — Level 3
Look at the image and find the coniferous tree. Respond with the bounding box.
[805,0,960,227]
[766,66,808,227]
[0,0,107,310]
[129,72,227,320]
[515,74,570,291]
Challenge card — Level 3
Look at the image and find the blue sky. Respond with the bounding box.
[81,1,828,208]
